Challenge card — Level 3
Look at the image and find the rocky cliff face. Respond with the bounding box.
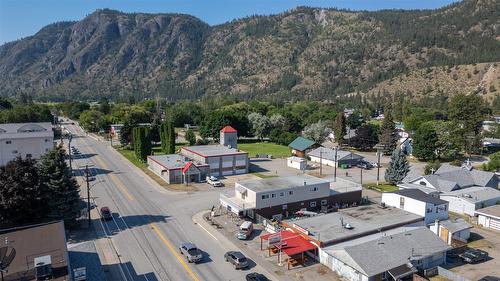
[0,0,499,101]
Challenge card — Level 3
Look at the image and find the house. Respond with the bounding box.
[219,175,362,221]
[439,186,500,216]
[402,164,499,193]
[0,221,70,281]
[429,219,472,245]
[321,227,450,281]
[399,137,413,156]
[308,147,364,168]
[0,122,54,166]
[382,189,449,224]
[287,156,307,170]
[476,205,500,232]
[289,136,319,157]
[147,154,209,184]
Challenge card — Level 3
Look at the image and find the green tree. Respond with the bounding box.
[39,145,81,228]
[185,129,196,146]
[248,112,270,140]
[483,151,500,172]
[385,149,410,185]
[79,110,106,132]
[303,120,332,143]
[0,157,47,228]
[412,125,438,160]
[424,161,441,175]
[350,124,379,151]
[133,127,152,161]
[378,110,397,155]
[120,122,134,146]
[334,113,347,144]
[346,113,362,130]
[160,122,175,154]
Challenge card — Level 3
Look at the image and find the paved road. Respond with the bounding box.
[66,124,266,281]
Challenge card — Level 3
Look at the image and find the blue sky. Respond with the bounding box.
[0,0,458,44]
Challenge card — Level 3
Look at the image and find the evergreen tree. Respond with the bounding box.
[0,157,46,228]
[185,129,196,146]
[119,122,133,146]
[160,122,175,154]
[385,149,410,185]
[334,113,347,144]
[379,109,397,155]
[39,145,81,228]
[133,126,152,161]
[412,125,438,160]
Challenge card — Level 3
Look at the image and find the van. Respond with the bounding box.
[237,221,253,240]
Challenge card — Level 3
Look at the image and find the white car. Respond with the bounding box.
[206,176,223,187]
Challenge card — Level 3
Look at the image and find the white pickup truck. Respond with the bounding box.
[206,176,223,187]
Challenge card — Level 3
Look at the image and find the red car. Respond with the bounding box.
[100,207,112,220]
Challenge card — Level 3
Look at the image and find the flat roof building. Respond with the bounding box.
[308,147,364,167]
[440,186,500,216]
[147,154,209,184]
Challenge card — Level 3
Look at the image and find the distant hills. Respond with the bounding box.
[0,0,499,101]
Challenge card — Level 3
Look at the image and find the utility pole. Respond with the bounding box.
[334,147,338,182]
[376,149,381,186]
[68,133,73,171]
[360,167,363,185]
[86,165,91,228]
[319,149,323,176]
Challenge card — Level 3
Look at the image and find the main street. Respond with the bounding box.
[65,123,265,281]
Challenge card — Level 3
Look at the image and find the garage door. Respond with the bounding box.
[490,218,500,231]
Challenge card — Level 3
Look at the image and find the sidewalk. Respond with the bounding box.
[192,211,341,281]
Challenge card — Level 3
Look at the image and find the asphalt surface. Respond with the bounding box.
[65,123,268,281]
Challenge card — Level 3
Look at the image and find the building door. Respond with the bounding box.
[440,227,449,243]
[490,218,500,231]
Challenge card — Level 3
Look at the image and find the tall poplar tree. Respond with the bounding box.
[160,122,175,154]
[334,113,346,144]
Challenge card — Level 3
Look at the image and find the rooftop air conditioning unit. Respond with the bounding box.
[34,255,53,280]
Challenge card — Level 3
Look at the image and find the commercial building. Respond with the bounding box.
[476,205,500,232]
[147,154,209,184]
[0,221,70,281]
[0,122,54,166]
[289,136,319,157]
[382,189,449,224]
[220,175,362,220]
[439,186,500,216]
[308,147,364,168]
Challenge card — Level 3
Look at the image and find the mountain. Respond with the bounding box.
[0,0,499,101]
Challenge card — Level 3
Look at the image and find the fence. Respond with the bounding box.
[437,266,470,281]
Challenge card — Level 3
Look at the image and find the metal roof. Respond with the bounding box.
[440,186,500,203]
[438,219,472,233]
[148,154,208,170]
[181,145,247,157]
[389,189,447,205]
[475,204,500,219]
[0,122,53,139]
[308,147,364,162]
[288,136,316,151]
[237,174,329,192]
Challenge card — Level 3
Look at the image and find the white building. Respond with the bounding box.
[287,156,307,170]
[308,147,364,168]
[382,189,449,224]
[439,186,500,216]
[476,205,500,232]
[0,123,53,166]
[429,219,472,245]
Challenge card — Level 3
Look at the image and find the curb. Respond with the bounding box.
[192,211,281,281]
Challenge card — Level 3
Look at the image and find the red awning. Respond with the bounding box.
[261,230,316,256]
[220,125,237,133]
[182,162,194,173]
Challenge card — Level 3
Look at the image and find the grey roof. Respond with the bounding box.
[475,205,500,219]
[440,186,500,203]
[309,147,364,162]
[438,219,472,233]
[0,122,53,139]
[326,227,450,277]
[409,166,497,192]
[182,145,247,157]
[286,205,422,245]
[398,183,441,195]
[238,174,329,192]
[389,189,447,205]
[148,154,208,170]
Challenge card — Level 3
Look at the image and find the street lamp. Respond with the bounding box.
[79,164,95,228]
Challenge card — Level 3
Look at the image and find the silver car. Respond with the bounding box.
[224,251,249,269]
[179,242,203,263]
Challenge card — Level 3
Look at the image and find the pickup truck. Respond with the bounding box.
[459,249,488,263]
[206,176,223,187]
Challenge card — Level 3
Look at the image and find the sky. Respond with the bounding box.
[0,0,458,45]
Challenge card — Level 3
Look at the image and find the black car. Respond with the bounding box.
[356,161,372,169]
[246,273,270,281]
[459,249,488,263]
[100,207,113,220]
[479,276,500,281]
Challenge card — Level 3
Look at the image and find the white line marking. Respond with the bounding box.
[197,223,219,241]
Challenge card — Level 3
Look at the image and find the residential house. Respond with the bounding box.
[219,175,362,221]
[476,205,500,232]
[0,221,70,281]
[439,186,500,216]
[382,189,449,224]
[429,219,472,246]
[0,122,54,166]
[308,147,364,168]
[289,136,319,157]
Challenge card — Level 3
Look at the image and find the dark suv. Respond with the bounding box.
[100,207,112,220]
[246,273,270,281]
[224,251,249,269]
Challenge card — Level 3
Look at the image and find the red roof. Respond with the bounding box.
[182,162,195,173]
[220,126,237,133]
[261,230,316,256]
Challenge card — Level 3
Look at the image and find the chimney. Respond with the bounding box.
[434,219,440,233]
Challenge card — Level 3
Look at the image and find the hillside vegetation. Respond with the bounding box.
[0,0,499,101]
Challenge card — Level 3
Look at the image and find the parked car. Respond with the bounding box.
[459,249,488,263]
[237,221,253,240]
[206,176,223,187]
[100,207,112,220]
[371,162,381,168]
[224,251,249,269]
[179,242,203,263]
[356,161,372,169]
[246,273,270,281]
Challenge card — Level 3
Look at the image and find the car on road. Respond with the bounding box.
[206,176,224,187]
[100,207,112,220]
[179,242,203,263]
[246,273,270,281]
[224,251,249,269]
[459,249,488,263]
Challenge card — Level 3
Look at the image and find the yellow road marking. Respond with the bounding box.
[150,223,200,281]
[93,155,135,201]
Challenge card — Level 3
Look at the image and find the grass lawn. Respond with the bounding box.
[151,143,188,155]
[117,148,147,168]
[365,184,398,193]
[238,142,290,158]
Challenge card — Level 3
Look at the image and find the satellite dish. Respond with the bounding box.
[0,246,16,270]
